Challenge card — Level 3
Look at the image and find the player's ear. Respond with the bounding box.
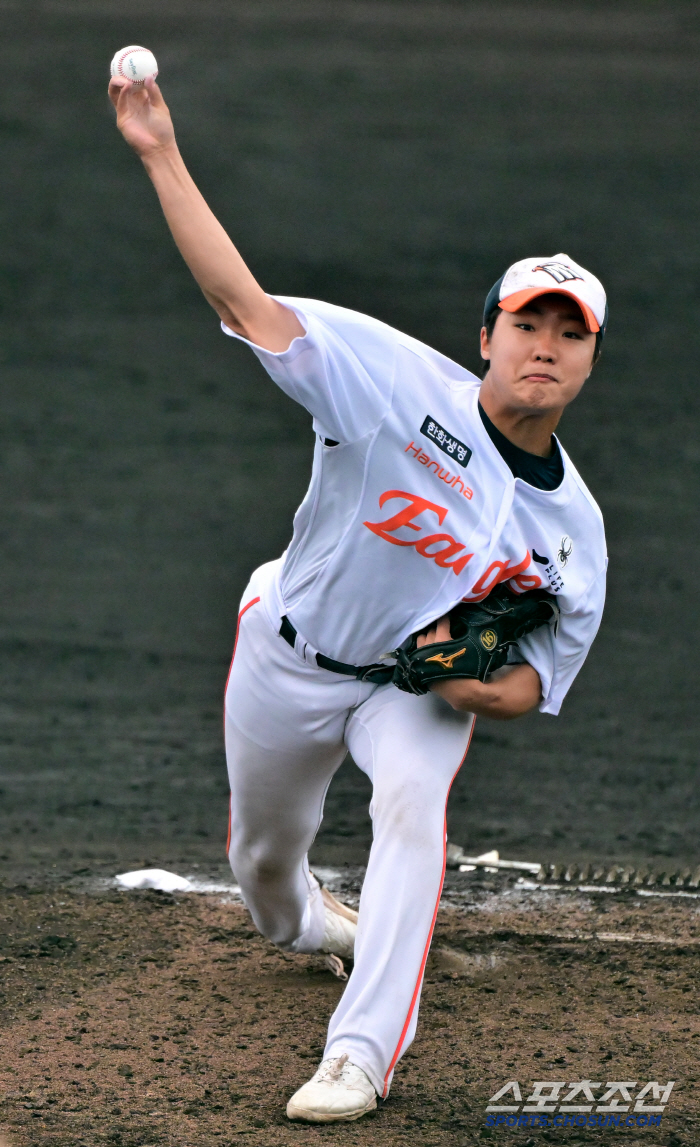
[480,325,490,360]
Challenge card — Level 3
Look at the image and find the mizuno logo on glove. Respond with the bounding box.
[425,647,467,670]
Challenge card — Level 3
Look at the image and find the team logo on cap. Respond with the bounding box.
[533,261,584,285]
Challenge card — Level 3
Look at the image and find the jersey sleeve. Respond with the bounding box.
[517,565,607,716]
[221,296,397,443]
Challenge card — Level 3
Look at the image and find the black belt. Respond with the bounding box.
[279,616,394,685]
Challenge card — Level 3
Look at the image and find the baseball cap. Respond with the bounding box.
[483,253,607,335]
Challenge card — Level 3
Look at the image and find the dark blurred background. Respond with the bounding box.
[1,0,699,881]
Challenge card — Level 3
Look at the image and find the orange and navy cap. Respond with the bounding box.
[483,253,608,335]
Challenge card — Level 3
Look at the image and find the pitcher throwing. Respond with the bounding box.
[109,72,607,1123]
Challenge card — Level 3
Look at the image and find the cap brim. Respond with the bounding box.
[498,287,600,333]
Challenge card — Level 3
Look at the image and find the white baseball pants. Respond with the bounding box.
[224,564,474,1097]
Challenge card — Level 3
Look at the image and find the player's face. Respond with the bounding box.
[479,294,596,413]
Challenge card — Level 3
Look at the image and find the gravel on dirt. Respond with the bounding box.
[0,877,698,1146]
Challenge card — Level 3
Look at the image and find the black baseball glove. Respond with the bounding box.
[391,585,559,696]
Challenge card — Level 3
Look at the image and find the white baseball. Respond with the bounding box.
[110,45,159,86]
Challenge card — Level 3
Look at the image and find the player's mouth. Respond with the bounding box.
[523,371,558,383]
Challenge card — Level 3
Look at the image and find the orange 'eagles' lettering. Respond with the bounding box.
[364,490,473,575]
[463,553,542,602]
[363,492,547,592]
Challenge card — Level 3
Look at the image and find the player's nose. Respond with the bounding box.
[532,337,556,362]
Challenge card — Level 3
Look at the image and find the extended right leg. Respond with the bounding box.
[224,588,372,953]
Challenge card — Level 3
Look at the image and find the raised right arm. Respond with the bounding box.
[108,76,304,352]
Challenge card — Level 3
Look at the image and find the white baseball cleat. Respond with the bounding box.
[286,1053,377,1122]
[319,887,358,961]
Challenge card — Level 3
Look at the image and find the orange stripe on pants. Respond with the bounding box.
[381,721,475,1096]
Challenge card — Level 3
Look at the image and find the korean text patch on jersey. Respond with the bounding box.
[420,416,472,468]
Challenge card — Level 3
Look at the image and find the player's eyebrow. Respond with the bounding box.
[518,303,587,324]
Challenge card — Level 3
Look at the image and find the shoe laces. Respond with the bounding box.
[318,1053,349,1083]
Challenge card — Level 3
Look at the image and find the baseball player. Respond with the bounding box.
[109,76,607,1123]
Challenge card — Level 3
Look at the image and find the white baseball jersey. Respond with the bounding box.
[223,297,607,715]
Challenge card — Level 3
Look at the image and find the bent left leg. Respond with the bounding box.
[324,685,474,1097]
